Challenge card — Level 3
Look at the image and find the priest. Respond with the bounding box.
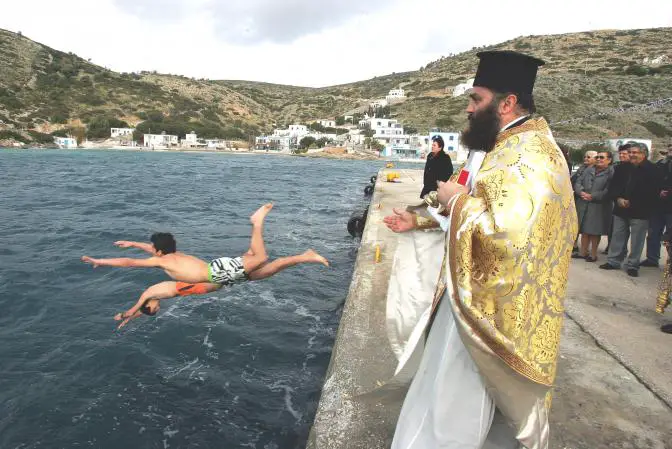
[384,51,577,449]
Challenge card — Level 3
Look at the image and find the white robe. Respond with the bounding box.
[390,287,519,449]
[386,149,487,367]
[388,150,519,448]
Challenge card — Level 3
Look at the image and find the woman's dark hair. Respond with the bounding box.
[150,232,176,254]
[431,135,445,150]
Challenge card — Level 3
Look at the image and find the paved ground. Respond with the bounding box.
[555,241,672,448]
[551,316,671,449]
[564,242,672,408]
[308,170,672,448]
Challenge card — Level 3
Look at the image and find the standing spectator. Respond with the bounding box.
[571,150,597,253]
[420,135,454,198]
[604,143,634,254]
[642,144,672,267]
[571,150,597,185]
[573,151,614,261]
[600,143,660,276]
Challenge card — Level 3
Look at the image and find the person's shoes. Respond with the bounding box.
[599,263,617,270]
[585,256,597,262]
[572,253,586,259]
[627,268,639,277]
[661,323,672,334]
[639,260,659,268]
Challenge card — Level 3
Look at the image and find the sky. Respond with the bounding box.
[1,0,670,87]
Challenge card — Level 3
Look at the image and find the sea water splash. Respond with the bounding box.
[0,149,383,449]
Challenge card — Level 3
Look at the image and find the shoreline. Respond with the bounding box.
[0,146,394,161]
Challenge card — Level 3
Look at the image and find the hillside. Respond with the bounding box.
[0,27,671,148]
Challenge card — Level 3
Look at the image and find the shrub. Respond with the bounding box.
[27,130,55,144]
[299,136,316,149]
[147,110,164,122]
[639,121,672,137]
[0,130,28,143]
[435,117,454,128]
[85,116,131,139]
[624,65,649,76]
[0,91,23,110]
[50,112,69,124]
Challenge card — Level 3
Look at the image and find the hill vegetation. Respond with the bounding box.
[0,27,671,148]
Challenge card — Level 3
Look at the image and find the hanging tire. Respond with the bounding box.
[347,216,364,237]
[357,216,366,235]
[364,184,374,196]
[370,175,377,184]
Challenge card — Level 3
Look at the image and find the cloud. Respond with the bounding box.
[113,0,398,44]
[112,0,189,21]
[1,0,671,87]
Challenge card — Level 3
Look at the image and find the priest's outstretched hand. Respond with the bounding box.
[384,208,416,233]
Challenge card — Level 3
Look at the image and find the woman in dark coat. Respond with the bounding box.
[420,136,453,198]
[573,150,614,261]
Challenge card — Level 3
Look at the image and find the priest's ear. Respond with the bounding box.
[497,93,520,116]
[496,91,536,115]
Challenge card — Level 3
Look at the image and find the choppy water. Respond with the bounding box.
[0,149,383,449]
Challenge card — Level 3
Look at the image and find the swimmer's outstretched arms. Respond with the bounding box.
[81,204,329,328]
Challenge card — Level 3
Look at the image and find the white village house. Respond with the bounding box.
[429,130,468,162]
[181,131,207,147]
[287,125,308,136]
[317,119,335,128]
[361,116,416,158]
[143,133,178,148]
[110,127,135,138]
[370,98,388,108]
[386,87,406,103]
[53,136,77,149]
[256,124,310,151]
[366,117,407,145]
[453,78,474,97]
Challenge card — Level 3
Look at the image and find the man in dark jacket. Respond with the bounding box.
[642,145,672,267]
[603,143,633,255]
[420,135,454,198]
[600,143,661,276]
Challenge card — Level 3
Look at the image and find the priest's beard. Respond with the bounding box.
[461,101,501,152]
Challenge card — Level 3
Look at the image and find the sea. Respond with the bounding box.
[0,149,392,449]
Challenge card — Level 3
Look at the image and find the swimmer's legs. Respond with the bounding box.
[247,250,329,281]
[242,203,273,273]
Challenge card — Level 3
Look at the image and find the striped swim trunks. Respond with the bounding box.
[207,256,248,286]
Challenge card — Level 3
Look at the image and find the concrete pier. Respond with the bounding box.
[308,169,672,449]
[307,169,419,449]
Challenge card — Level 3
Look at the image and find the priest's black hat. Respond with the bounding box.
[473,50,545,95]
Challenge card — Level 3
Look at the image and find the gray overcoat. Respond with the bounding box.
[574,165,614,235]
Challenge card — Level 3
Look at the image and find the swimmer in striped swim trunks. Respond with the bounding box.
[81,203,329,328]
